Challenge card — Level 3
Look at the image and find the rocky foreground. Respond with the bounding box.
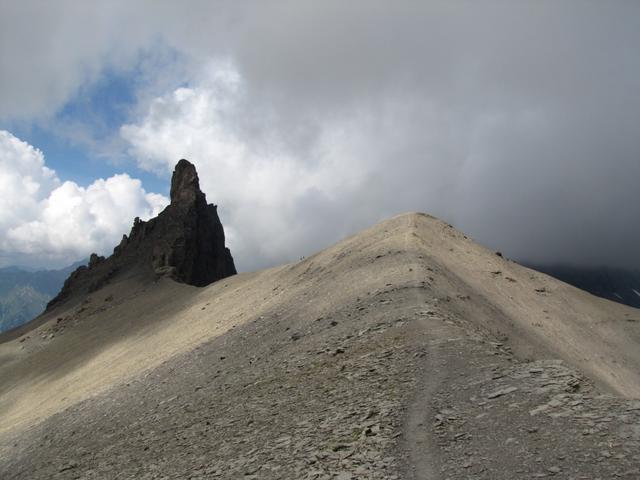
[1,214,639,479]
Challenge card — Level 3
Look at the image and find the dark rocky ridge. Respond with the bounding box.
[46,159,236,311]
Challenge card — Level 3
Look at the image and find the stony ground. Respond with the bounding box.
[409,319,640,479]
[1,214,639,479]
[1,261,430,479]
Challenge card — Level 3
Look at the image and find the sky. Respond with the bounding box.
[1,1,639,272]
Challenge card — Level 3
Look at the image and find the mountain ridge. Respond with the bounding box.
[1,214,639,478]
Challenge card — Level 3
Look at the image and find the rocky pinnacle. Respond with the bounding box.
[46,159,236,311]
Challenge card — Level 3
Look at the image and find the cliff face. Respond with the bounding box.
[47,159,236,311]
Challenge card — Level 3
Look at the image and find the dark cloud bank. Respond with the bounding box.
[2,1,639,270]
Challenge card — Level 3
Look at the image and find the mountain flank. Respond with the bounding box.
[47,159,236,313]
[527,264,640,309]
[1,213,639,478]
[0,263,81,333]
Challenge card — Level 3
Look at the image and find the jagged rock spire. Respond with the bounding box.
[170,159,205,206]
[47,159,236,311]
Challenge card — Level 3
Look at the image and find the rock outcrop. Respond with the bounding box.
[47,159,236,311]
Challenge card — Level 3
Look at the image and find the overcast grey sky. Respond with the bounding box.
[1,1,639,271]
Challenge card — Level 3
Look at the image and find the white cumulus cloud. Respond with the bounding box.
[0,130,168,268]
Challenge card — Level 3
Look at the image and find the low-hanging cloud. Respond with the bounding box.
[2,1,640,270]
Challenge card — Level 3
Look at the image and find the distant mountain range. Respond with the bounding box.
[0,262,84,333]
[526,264,640,309]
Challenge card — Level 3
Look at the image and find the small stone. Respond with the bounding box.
[331,444,350,452]
[486,386,518,399]
[59,463,78,472]
[335,473,352,480]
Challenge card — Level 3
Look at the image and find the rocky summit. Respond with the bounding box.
[46,159,236,311]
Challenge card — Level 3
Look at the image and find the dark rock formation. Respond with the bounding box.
[47,159,236,311]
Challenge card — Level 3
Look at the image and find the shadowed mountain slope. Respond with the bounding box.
[0,213,639,479]
[0,262,82,333]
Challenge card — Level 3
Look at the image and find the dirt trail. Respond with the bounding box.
[402,214,447,480]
